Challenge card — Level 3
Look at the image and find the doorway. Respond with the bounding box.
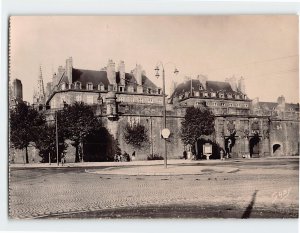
[249,135,260,158]
[196,138,220,160]
[273,144,281,156]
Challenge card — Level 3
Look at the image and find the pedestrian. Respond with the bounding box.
[183,150,187,160]
[131,151,136,161]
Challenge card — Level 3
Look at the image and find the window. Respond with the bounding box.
[227,94,232,98]
[119,97,124,102]
[211,92,216,97]
[199,86,203,90]
[87,95,93,104]
[61,82,66,90]
[119,86,124,92]
[236,103,240,107]
[221,103,225,107]
[74,82,81,89]
[229,103,233,107]
[76,95,82,102]
[148,98,153,103]
[87,83,93,90]
[203,92,208,97]
[128,86,134,93]
[219,93,224,98]
[148,88,151,94]
[51,99,56,109]
[244,104,248,108]
[194,91,200,97]
[138,98,143,103]
[206,102,210,106]
[213,102,217,106]
[235,95,240,99]
[157,89,161,95]
[98,84,105,91]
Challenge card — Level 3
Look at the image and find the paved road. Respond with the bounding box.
[9,158,299,219]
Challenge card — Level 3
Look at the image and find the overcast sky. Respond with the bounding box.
[10,15,299,103]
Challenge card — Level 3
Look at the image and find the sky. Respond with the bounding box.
[10,15,299,103]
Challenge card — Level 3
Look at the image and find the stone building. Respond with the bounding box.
[33,66,46,110]
[9,78,23,108]
[27,57,299,162]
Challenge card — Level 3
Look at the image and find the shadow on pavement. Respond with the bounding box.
[241,190,258,219]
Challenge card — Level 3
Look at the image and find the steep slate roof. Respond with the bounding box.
[170,79,240,99]
[57,68,158,90]
[206,81,235,93]
[286,103,299,111]
[72,69,109,88]
[258,102,299,111]
[257,102,278,110]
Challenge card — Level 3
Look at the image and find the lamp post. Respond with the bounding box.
[55,111,59,166]
[155,62,179,168]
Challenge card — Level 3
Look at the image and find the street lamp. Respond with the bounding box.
[155,62,179,168]
[55,110,59,166]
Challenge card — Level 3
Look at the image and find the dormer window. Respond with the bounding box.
[211,92,216,98]
[227,93,232,99]
[203,92,208,98]
[87,83,93,90]
[98,83,105,91]
[74,81,81,90]
[194,91,200,97]
[199,85,203,90]
[119,86,124,92]
[128,86,134,93]
[76,95,82,102]
[219,93,224,98]
[157,89,162,95]
[61,82,66,90]
[235,94,240,99]
[148,88,152,94]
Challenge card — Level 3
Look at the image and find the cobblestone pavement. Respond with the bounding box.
[9,158,299,219]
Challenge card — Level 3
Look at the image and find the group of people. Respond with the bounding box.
[114,151,136,162]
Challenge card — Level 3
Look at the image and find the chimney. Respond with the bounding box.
[133,64,142,85]
[238,76,246,93]
[66,57,73,84]
[197,75,207,89]
[277,95,286,111]
[107,59,116,85]
[226,76,237,92]
[118,60,125,85]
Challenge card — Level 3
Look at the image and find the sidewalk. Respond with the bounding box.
[9,156,299,169]
[10,159,240,175]
[10,159,209,168]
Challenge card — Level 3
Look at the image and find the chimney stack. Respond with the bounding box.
[66,57,73,84]
[107,59,116,85]
[118,60,125,85]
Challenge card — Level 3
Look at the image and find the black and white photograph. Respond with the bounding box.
[8,15,299,220]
